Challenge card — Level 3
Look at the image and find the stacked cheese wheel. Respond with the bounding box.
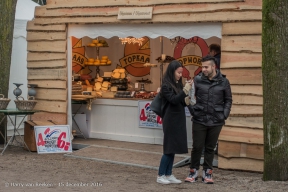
[87,39,109,47]
[112,68,126,79]
[85,56,112,66]
[94,77,111,92]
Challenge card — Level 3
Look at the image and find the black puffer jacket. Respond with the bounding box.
[189,70,232,126]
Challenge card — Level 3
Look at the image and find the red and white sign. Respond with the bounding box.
[138,101,162,129]
[34,125,72,154]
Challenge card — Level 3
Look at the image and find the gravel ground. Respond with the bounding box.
[1,141,288,192]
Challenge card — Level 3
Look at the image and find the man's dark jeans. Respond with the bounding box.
[190,122,222,170]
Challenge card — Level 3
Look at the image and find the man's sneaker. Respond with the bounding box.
[157,175,171,184]
[185,169,198,183]
[202,169,214,184]
[166,175,182,184]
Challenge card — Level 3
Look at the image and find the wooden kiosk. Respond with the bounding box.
[26,0,263,172]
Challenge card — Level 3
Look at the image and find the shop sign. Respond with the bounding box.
[34,125,72,154]
[119,53,150,68]
[72,52,87,66]
[118,7,153,20]
[138,101,162,129]
[118,36,151,77]
[177,55,202,67]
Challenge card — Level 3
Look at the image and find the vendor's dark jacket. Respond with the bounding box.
[188,70,232,127]
[214,53,221,69]
[161,82,188,154]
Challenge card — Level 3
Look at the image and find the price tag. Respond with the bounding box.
[34,125,72,154]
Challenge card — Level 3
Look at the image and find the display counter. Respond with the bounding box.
[85,98,193,146]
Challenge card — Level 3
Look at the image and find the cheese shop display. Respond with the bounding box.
[72,37,165,100]
[85,39,111,79]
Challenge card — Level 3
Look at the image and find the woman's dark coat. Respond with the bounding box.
[161,82,188,154]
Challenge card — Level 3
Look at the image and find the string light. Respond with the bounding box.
[119,37,145,46]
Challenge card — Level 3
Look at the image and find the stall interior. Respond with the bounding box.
[71,35,221,99]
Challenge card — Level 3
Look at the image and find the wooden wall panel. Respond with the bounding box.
[28,69,67,80]
[27,32,66,41]
[225,116,263,129]
[36,0,261,17]
[231,85,262,96]
[230,105,263,116]
[35,88,67,101]
[33,100,67,113]
[222,22,262,35]
[222,35,262,53]
[46,0,244,8]
[219,126,263,144]
[218,141,263,159]
[27,60,66,68]
[27,21,66,31]
[221,68,262,85]
[28,80,66,89]
[29,112,67,124]
[221,52,262,68]
[218,156,263,172]
[232,94,263,105]
[33,11,261,25]
[27,41,66,52]
[27,52,66,61]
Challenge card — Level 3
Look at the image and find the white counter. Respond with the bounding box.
[84,98,193,146]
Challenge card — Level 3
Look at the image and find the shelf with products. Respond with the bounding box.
[85,39,111,78]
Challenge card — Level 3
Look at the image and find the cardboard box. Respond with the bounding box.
[24,120,57,152]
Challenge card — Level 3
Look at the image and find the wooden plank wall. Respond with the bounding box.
[28,0,263,171]
[219,19,263,172]
[26,21,67,124]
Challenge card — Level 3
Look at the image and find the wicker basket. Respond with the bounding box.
[14,96,37,111]
[0,94,11,110]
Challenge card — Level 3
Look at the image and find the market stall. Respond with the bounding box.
[27,0,263,172]
[67,23,222,146]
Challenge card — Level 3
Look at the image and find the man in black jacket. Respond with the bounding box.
[185,55,232,184]
[209,44,221,69]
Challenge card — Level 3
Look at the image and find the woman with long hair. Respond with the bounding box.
[157,60,192,184]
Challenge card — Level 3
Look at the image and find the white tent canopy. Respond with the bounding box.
[7,0,38,135]
[68,23,222,39]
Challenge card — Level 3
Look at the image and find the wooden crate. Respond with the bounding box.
[24,120,57,152]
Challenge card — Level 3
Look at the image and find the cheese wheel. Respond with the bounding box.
[120,73,125,79]
[112,72,121,79]
[92,40,99,44]
[111,86,118,92]
[88,58,94,62]
[102,56,108,59]
[119,69,125,73]
[101,87,108,91]
[113,69,120,73]
[85,80,90,86]
[102,81,110,88]
[95,82,102,91]
[97,77,103,82]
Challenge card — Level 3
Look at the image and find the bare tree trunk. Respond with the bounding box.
[0,0,17,144]
[263,0,288,181]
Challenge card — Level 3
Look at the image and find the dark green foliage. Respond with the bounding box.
[0,0,17,143]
